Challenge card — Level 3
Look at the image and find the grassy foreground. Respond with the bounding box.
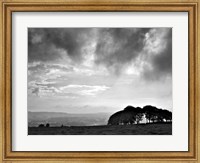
[28,123,172,135]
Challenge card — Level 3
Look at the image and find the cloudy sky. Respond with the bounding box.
[28,28,172,114]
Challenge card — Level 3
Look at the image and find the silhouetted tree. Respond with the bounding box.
[135,107,143,124]
[143,105,172,123]
[155,109,165,122]
[108,105,172,125]
[38,124,45,127]
[108,106,139,125]
[108,110,123,125]
[46,123,50,127]
[143,105,157,123]
[162,110,172,122]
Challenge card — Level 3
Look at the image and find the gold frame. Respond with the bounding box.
[0,0,199,162]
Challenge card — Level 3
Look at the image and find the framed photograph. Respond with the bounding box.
[0,0,199,162]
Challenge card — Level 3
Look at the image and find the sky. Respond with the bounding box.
[28,28,172,114]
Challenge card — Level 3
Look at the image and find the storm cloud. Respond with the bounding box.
[94,28,172,79]
[28,28,172,113]
[142,28,172,80]
[28,28,94,63]
[28,28,172,80]
[94,28,151,74]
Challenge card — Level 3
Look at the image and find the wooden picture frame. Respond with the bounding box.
[0,0,199,162]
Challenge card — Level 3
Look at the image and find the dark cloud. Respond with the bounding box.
[94,28,172,80]
[28,28,172,81]
[142,29,172,80]
[28,28,93,63]
[94,28,151,74]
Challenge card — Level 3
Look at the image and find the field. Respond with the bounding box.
[28,123,172,135]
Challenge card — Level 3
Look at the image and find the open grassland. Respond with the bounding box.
[28,123,172,135]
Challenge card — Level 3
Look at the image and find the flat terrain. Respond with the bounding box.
[28,123,172,135]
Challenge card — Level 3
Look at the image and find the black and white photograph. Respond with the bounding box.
[28,28,172,135]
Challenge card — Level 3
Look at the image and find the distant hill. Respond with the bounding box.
[28,111,111,127]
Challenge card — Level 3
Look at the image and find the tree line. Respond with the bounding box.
[108,105,172,125]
